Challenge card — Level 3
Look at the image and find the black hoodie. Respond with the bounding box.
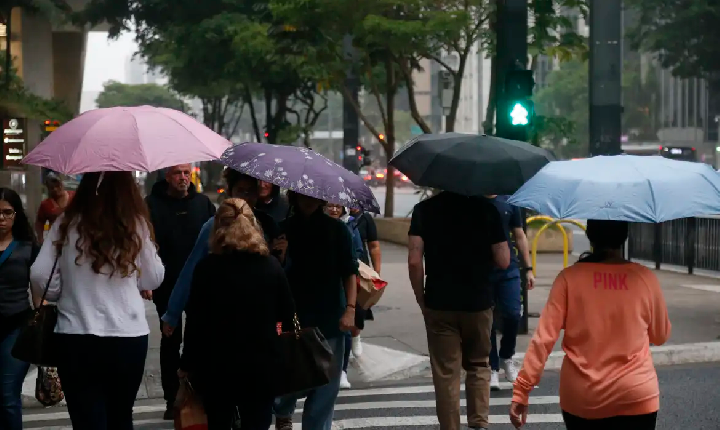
[255,184,290,224]
[145,180,216,301]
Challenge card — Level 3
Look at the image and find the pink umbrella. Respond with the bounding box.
[22,106,231,174]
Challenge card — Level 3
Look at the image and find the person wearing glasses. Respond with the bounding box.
[0,188,40,430]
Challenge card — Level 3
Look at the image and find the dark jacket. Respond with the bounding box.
[256,185,290,224]
[145,180,216,300]
[281,209,358,339]
[180,251,294,392]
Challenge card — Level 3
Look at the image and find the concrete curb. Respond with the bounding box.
[366,341,720,382]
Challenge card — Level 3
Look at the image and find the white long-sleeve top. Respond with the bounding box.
[30,215,165,337]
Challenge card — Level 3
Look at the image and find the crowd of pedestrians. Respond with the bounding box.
[0,161,671,430]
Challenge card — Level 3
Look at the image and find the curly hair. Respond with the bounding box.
[209,198,268,256]
[54,171,155,277]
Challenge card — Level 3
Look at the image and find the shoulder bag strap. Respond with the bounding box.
[0,241,17,267]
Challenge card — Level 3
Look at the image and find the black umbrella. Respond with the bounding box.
[389,133,556,196]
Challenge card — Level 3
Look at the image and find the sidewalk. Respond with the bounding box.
[348,242,720,383]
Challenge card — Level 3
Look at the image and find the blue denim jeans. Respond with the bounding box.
[0,326,30,430]
[489,272,522,371]
[274,335,345,430]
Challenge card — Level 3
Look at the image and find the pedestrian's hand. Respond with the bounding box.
[162,322,175,337]
[140,290,153,301]
[526,271,536,290]
[339,307,355,331]
[177,368,188,380]
[509,402,528,428]
[272,236,288,261]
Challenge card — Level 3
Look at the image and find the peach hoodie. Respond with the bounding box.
[512,261,671,419]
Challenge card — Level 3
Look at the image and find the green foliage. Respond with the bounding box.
[528,0,588,64]
[95,80,188,111]
[533,56,661,158]
[625,0,720,85]
[0,51,72,122]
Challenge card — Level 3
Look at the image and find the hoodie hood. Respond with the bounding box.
[150,179,198,200]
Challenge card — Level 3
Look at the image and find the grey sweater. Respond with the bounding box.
[0,241,39,318]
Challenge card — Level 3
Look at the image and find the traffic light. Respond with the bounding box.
[356,145,372,167]
[44,120,60,133]
[502,69,535,141]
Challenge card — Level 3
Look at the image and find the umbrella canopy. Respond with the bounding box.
[219,143,380,213]
[22,106,231,174]
[508,155,720,223]
[389,133,556,196]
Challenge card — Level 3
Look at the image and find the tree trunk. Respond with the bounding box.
[4,7,11,89]
[445,54,468,132]
[244,85,262,142]
[264,87,273,143]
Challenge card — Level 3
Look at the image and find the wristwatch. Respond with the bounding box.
[522,267,533,272]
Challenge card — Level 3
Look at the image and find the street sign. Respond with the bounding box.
[2,118,27,170]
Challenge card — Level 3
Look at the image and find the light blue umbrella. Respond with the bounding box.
[507,155,720,223]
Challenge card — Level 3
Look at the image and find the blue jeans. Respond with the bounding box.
[0,326,30,430]
[274,335,345,430]
[489,273,522,371]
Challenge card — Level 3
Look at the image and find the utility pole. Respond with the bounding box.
[494,0,531,334]
[588,0,623,156]
[342,34,360,174]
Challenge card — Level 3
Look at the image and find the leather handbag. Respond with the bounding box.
[273,313,334,397]
[12,254,60,367]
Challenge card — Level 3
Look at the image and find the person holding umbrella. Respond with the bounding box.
[509,220,671,429]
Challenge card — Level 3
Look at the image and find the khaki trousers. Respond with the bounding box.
[424,308,493,430]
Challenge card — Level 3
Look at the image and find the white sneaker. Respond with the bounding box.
[340,371,351,389]
[351,336,363,358]
[490,370,501,391]
[502,358,518,382]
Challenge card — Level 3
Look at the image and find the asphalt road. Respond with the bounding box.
[23,362,720,429]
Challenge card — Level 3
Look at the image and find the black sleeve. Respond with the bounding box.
[364,214,378,242]
[179,259,209,373]
[408,205,423,237]
[336,221,359,278]
[486,204,507,245]
[207,197,217,218]
[273,259,296,332]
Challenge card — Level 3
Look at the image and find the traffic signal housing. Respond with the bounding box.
[356,145,372,167]
[501,69,535,141]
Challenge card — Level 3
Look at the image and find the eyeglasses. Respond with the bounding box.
[0,210,16,219]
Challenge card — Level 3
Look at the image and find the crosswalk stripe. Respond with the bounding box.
[23,395,557,425]
[291,414,565,428]
[330,382,514,398]
[299,396,559,412]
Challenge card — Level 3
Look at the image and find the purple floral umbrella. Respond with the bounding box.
[219,143,380,213]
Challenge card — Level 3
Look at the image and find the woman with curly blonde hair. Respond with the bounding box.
[180,198,294,429]
[30,171,165,430]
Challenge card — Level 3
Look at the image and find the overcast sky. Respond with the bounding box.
[83,31,138,92]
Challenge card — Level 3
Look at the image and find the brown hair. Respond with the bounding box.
[209,198,269,255]
[54,171,155,277]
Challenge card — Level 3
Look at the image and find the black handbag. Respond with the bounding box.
[273,313,335,397]
[12,254,60,367]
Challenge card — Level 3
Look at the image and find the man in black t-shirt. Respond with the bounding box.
[408,192,509,430]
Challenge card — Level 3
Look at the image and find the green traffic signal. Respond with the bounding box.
[510,102,529,126]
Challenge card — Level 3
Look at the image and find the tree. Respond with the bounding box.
[270,0,454,216]
[0,51,72,121]
[95,80,188,111]
[533,57,661,157]
[625,0,720,86]
[482,0,588,135]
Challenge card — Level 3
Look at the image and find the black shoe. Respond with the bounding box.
[163,402,174,420]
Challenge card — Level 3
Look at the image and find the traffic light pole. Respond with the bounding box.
[342,34,361,174]
[495,0,530,335]
[588,0,623,156]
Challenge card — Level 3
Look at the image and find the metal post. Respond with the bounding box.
[588,0,623,156]
[342,34,360,174]
[495,0,528,139]
[495,0,530,334]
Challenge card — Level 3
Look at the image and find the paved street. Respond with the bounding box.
[21,363,720,429]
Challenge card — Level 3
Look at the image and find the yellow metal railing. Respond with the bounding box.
[528,216,587,276]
